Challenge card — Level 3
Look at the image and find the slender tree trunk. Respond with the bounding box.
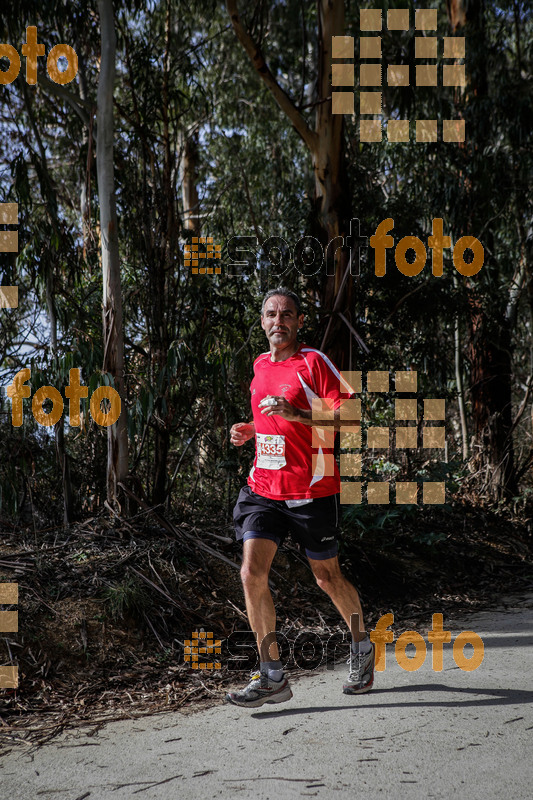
[226,0,354,366]
[97,0,129,508]
[449,0,518,500]
[120,6,179,509]
[78,46,93,258]
[314,0,352,365]
[20,80,74,522]
[46,269,74,526]
[180,130,200,233]
[151,0,174,506]
[468,301,517,499]
[454,315,469,460]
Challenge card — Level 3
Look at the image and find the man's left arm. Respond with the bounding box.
[259,397,360,429]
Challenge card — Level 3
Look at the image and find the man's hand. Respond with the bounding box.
[259,395,303,422]
[258,395,361,428]
[230,421,255,446]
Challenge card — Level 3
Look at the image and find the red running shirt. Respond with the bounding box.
[247,343,357,500]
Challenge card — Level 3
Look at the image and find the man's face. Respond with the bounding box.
[261,295,304,347]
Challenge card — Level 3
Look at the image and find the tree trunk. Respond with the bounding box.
[151,0,174,506]
[97,0,129,508]
[468,300,517,500]
[454,314,469,460]
[226,0,355,366]
[180,130,200,233]
[314,0,352,365]
[449,0,517,500]
[46,268,74,526]
[20,79,74,523]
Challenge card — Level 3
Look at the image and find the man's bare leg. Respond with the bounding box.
[308,554,366,642]
[308,554,375,694]
[240,537,280,661]
[225,536,292,706]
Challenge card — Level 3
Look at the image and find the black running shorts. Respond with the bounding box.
[232,485,341,560]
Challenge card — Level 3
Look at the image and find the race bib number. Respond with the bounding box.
[256,433,286,470]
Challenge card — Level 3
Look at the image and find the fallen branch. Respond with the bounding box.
[118,482,241,571]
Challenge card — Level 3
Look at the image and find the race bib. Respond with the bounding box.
[256,433,286,469]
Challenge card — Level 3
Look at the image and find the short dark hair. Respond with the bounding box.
[261,286,302,316]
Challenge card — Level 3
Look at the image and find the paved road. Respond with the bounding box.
[1,595,532,800]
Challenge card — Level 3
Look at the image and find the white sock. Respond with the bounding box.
[260,660,284,682]
[351,635,372,655]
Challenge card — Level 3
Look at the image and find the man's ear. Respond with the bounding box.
[298,314,304,328]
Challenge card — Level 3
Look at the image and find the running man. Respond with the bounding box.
[225,286,375,708]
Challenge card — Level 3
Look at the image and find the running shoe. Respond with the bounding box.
[225,670,293,708]
[343,642,375,694]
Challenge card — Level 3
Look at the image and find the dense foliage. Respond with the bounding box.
[0,0,532,524]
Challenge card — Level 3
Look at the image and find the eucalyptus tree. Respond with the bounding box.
[0,2,100,520]
[225,0,363,365]
[420,0,533,500]
[364,0,533,500]
[96,0,129,506]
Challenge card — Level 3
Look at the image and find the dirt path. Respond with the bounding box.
[1,594,532,800]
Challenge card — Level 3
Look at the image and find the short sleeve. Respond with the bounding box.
[309,351,358,412]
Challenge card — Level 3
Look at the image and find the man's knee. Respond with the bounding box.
[316,574,345,594]
[240,538,277,586]
[240,554,272,586]
[312,560,344,591]
[240,563,270,586]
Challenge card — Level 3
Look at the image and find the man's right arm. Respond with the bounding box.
[230,421,255,446]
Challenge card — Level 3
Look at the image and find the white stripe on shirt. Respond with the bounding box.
[301,347,356,394]
[296,371,327,487]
